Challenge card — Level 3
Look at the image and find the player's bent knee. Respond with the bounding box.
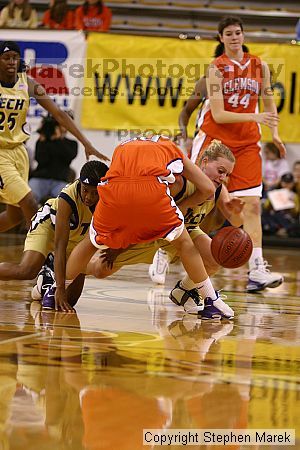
[19,265,40,280]
[93,265,115,279]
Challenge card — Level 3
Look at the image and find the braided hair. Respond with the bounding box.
[79,160,109,186]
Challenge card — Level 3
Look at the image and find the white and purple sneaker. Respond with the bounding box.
[169,280,204,314]
[247,259,283,293]
[42,285,56,310]
[31,266,55,301]
[200,292,234,321]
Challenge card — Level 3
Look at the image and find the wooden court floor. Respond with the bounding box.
[0,234,299,449]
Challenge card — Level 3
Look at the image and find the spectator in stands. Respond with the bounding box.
[262,142,290,195]
[262,172,300,237]
[0,0,37,28]
[42,0,74,30]
[29,112,78,205]
[293,160,300,196]
[75,0,112,32]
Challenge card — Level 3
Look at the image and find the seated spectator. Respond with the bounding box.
[0,0,38,28]
[293,160,300,196]
[262,173,300,237]
[262,142,290,195]
[29,113,78,205]
[42,0,74,30]
[75,0,112,32]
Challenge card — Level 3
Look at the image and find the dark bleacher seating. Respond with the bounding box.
[110,0,299,42]
[0,0,299,41]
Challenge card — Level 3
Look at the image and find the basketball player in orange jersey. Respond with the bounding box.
[64,135,234,320]
[190,16,286,293]
[0,40,108,233]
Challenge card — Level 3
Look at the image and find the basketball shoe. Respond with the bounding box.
[42,285,56,310]
[169,281,204,314]
[44,252,54,271]
[149,248,169,284]
[31,266,55,301]
[247,258,284,292]
[200,292,234,321]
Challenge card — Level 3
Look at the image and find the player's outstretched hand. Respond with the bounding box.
[226,197,245,214]
[256,112,279,128]
[84,143,110,162]
[55,286,75,313]
[100,248,123,269]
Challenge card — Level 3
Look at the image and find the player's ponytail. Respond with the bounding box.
[200,139,235,164]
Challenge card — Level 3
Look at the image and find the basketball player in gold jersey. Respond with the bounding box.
[0,40,108,232]
[61,140,243,320]
[88,140,244,278]
[0,161,108,311]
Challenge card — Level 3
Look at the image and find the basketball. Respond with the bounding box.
[211,226,253,268]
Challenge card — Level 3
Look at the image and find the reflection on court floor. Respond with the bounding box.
[0,235,299,449]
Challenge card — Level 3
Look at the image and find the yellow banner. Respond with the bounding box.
[82,33,300,142]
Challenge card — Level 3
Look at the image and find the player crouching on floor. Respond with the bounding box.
[86,139,244,320]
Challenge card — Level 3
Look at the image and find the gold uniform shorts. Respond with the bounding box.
[112,227,205,269]
[24,218,80,259]
[0,145,31,205]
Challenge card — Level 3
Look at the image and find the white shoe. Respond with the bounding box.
[169,281,204,314]
[247,258,284,292]
[149,249,169,284]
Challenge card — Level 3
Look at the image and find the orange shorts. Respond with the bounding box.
[90,177,184,249]
[196,135,262,193]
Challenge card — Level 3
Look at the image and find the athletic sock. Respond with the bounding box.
[180,276,216,300]
[196,277,217,300]
[249,248,263,270]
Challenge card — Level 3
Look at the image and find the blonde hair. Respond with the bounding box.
[199,139,235,164]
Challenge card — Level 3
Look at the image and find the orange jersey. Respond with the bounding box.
[42,9,74,29]
[104,136,184,180]
[91,136,185,249]
[199,53,263,148]
[75,4,112,31]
